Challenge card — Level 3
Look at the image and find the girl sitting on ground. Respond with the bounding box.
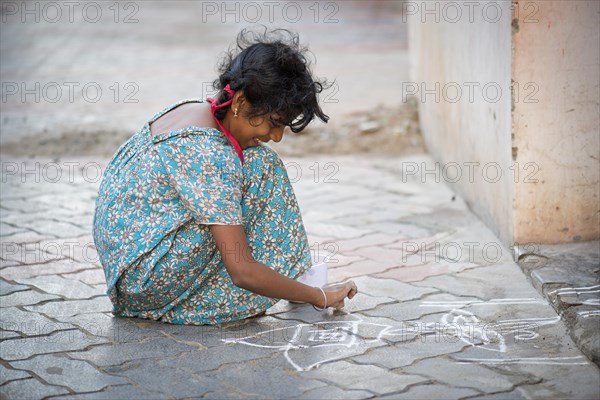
[93,27,358,325]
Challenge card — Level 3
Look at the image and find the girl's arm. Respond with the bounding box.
[210,224,357,309]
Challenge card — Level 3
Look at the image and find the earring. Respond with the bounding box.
[234,108,238,117]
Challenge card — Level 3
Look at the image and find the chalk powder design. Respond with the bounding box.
[221,298,589,371]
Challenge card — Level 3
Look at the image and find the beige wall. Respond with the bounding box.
[409,0,600,246]
[512,0,600,243]
[408,1,514,245]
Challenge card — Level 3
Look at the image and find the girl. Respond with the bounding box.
[93,28,358,325]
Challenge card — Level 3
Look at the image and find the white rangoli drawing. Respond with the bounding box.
[221,298,584,371]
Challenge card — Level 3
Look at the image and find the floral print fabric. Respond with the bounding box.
[93,99,312,325]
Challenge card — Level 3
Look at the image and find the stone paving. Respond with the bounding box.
[516,242,600,366]
[1,153,599,399]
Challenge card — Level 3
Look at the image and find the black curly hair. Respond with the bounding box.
[211,27,330,133]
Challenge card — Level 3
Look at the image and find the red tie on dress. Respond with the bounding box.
[207,84,244,165]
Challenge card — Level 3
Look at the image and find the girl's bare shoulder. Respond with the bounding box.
[150,101,218,136]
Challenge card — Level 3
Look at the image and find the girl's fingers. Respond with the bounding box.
[345,281,358,298]
[333,299,345,310]
[322,281,358,309]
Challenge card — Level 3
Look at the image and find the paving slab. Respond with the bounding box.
[563,304,600,363]
[348,275,438,302]
[290,386,375,399]
[0,378,69,399]
[362,298,446,323]
[59,268,106,286]
[24,297,113,319]
[9,353,128,393]
[51,384,170,400]
[486,363,600,399]
[12,275,105,299]
[0,307,74,337]
[0,289,61,307]
[0,280,30,296]
[1,243,64,267]
[403,356,539,393]
[301,360,427,395]
[105,359,231,398]
[1,329,110,361]
[1,260,93,281]
[379,383,480,399]
[0,363,31,385]
[516,241,600,367]
[0,329,22,340]
[374,261,481,283]
[68,337,204,368]
[351,335,470,369]
[202,360,326,399]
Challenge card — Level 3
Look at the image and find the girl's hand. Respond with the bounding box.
[320,281,358,310]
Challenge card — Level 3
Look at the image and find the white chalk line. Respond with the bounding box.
[455,355,590,366]
[221,308,573,371]
[420,298,548,307]
[579,310,600,318]
[547,285,600,296]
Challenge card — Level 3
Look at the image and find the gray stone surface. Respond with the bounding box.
[68,337,203,367]
[0,378,69,399]
[60,268,106,286]
[0,307,74,337]
[340,292,397,313]
[351,335,469,369]
[362,298,446,322]
[202,360,326,399]
[516,241,600,367]
[51,384,170,399]
[12,275,105,299]
[491,363,600,400]
[1,152,599,398]
[1,329,110,361]
[291,385,375,399]
[349,275,439,302]
[0,289,61,308]
[47,312,131,342]
[0,329,22,340]
[463,390,528,400]
[301,360,427,395]
[0,363,31,385]
[0,279,30,296]
[24,297,113,319]
[105,360,224,398]
[564,305,600,363]
[1,259,93,281]
[403,357,538,393]
[379,383,480,399]
[10,353,128,393]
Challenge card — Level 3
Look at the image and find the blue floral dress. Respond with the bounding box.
[93,99,313,325]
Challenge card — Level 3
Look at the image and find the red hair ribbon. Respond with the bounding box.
[207,84,244,165]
